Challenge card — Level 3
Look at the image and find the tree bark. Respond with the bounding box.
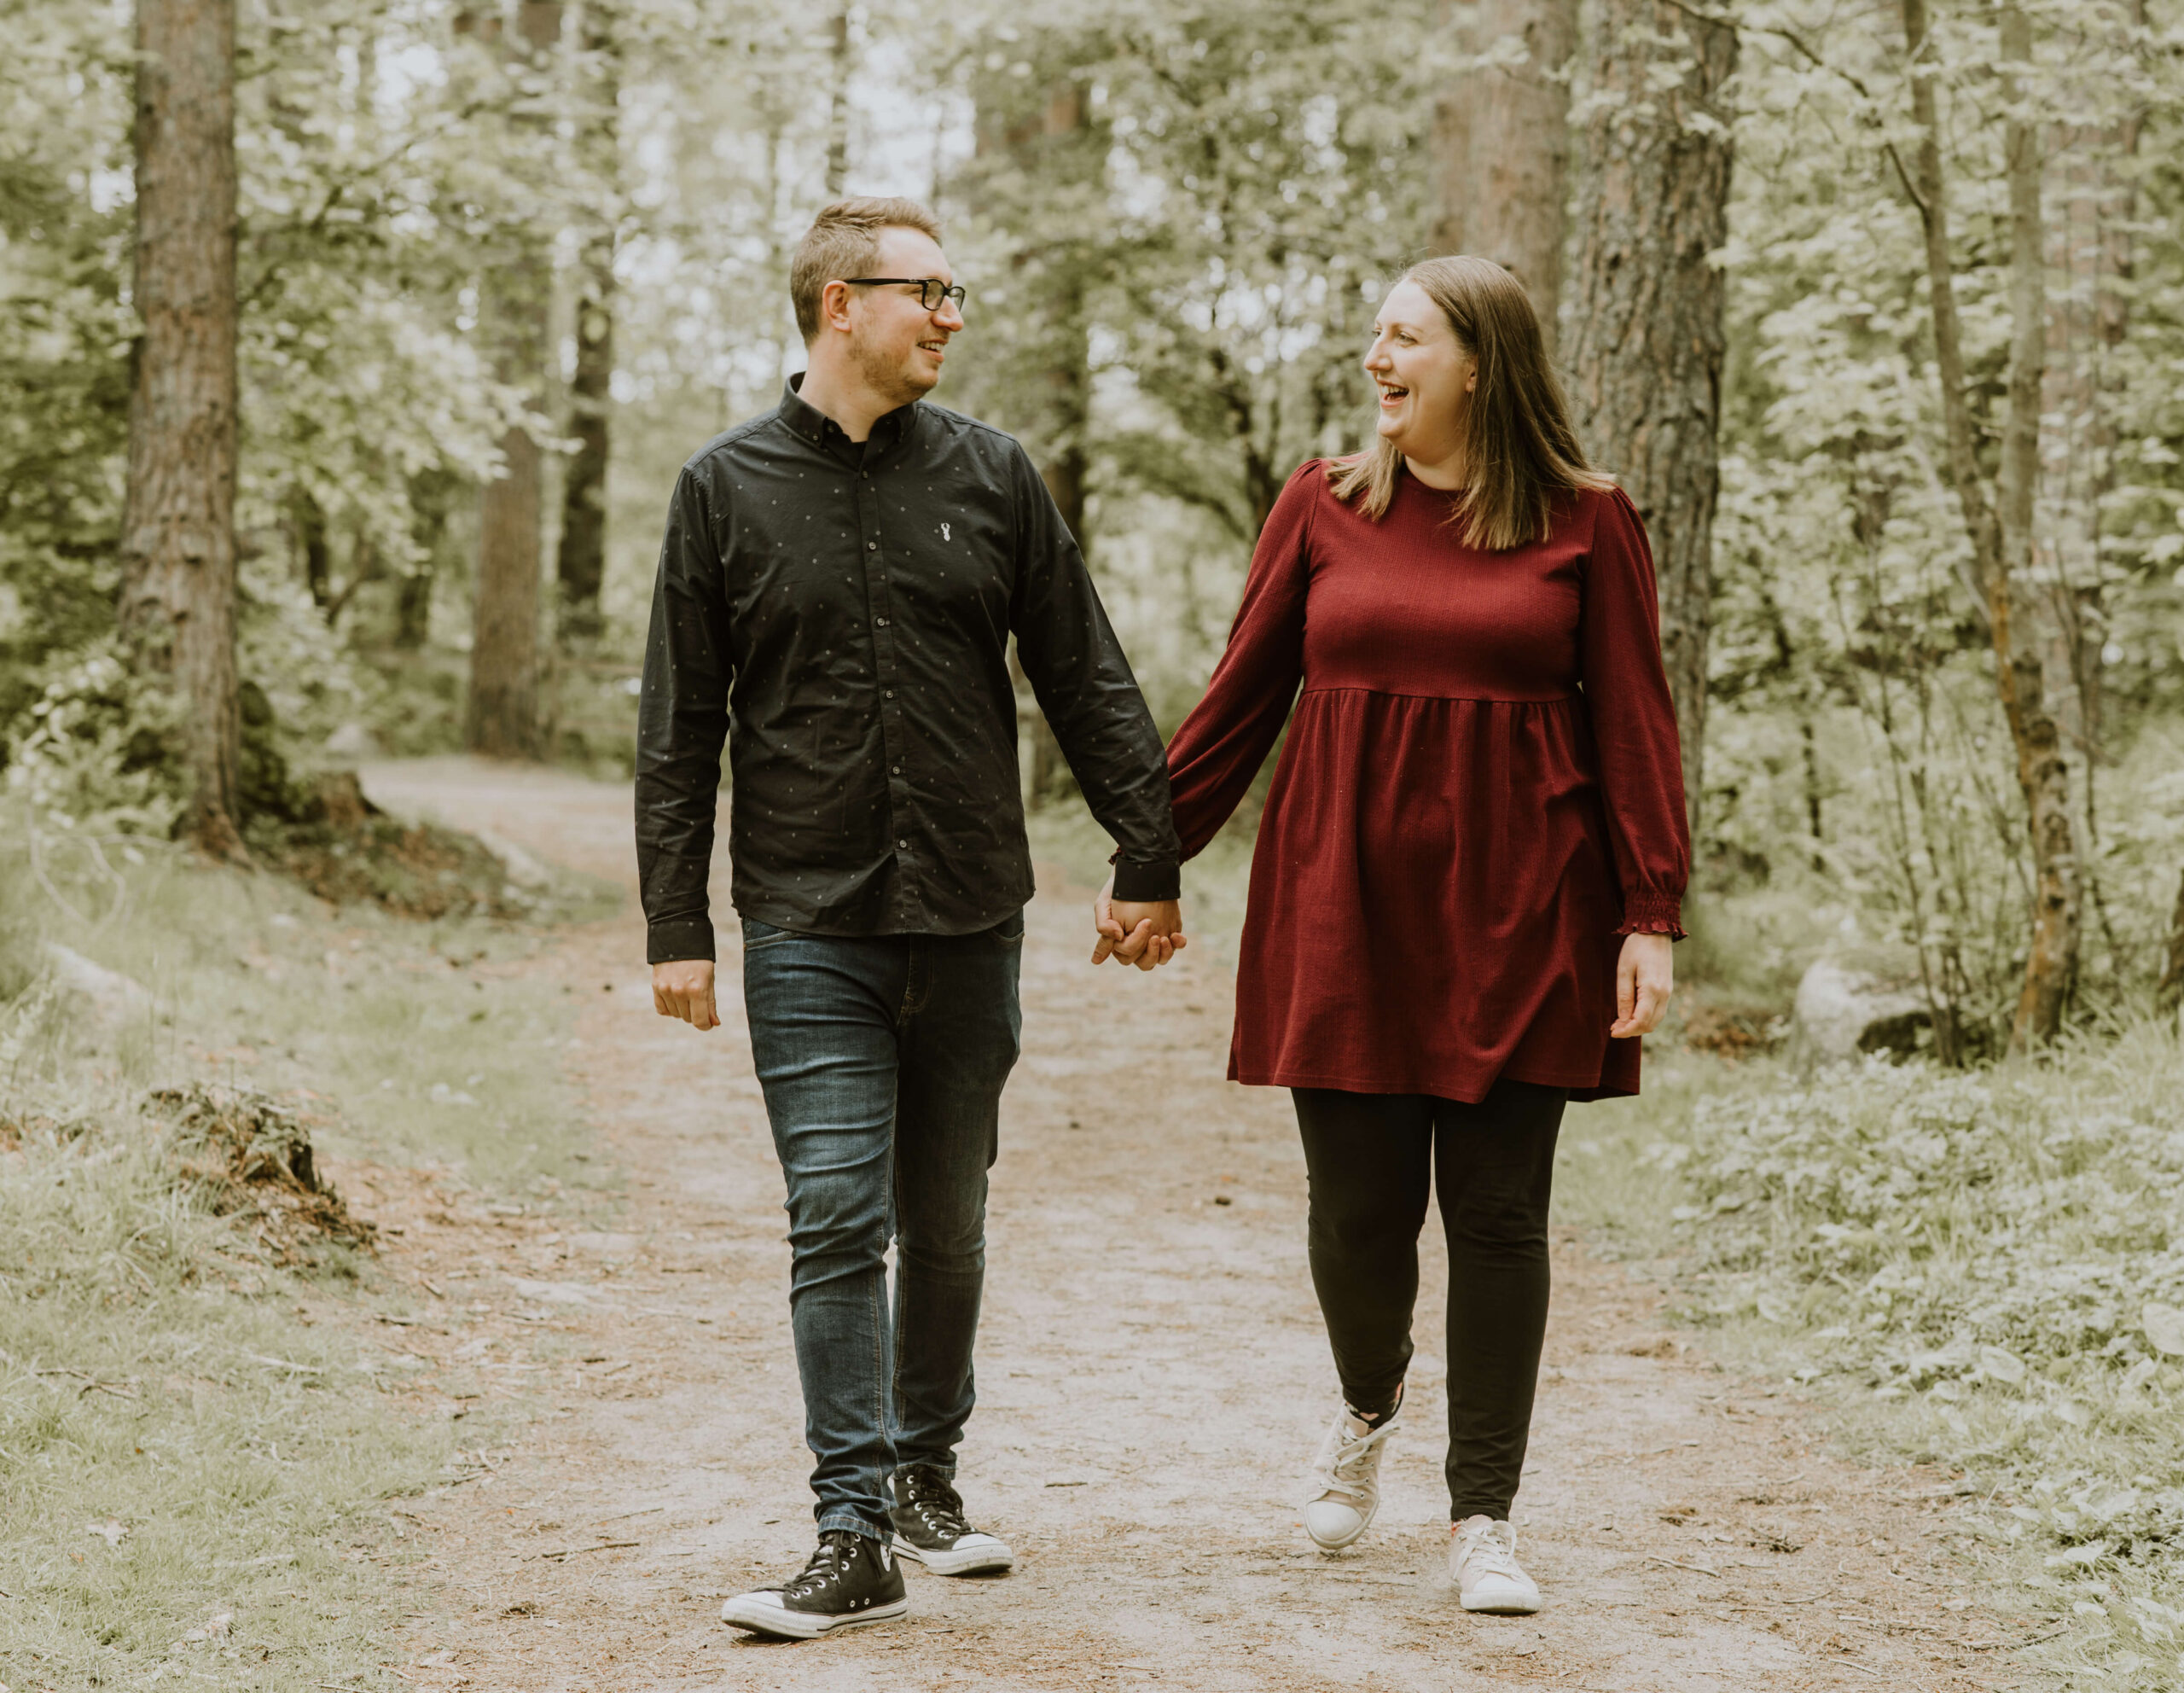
[1898,0,2080,1049]
[976,77,1101,808]
[556,2,619,645]
[463,0,561,759]
[119,0,245,859]
[2158,865,2184,1016]
[1428,0,1577,354]
[1562,0,1735,852]
[824,3,851,197]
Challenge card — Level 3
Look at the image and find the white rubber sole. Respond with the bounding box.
[1459,1589,1542,1615]
[718,1592,909,1638]
[1303,1503,1374,1552]
[892,1534,1014,1576]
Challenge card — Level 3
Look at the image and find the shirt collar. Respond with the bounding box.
[781,372,921,456]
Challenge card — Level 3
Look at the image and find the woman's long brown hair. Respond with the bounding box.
[1328,255,1612,550]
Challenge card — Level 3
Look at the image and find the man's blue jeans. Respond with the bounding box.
[740,911,1024,1543]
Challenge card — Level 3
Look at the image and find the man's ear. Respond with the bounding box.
[821,279,856,336]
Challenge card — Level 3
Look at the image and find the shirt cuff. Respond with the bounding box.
[1109,852,1182,903]
[646,915,717,965]
[1616,891,1687,941]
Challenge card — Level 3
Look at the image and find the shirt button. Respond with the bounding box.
[867,541,878,550]
[891,765,901,776]
[897,839,909,850]
[884,690,895,700]
[875,616,889,627]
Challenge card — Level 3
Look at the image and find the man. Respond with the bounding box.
[636,196,1186,1640]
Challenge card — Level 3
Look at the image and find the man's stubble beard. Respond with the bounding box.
[851,332,938,410]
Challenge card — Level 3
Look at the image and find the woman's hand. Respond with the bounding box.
[1609,932,1673,1038]
[1091,873,1187,970]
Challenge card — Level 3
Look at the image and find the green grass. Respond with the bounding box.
[0,814,602,1689]
[1556,1026,2184,1690]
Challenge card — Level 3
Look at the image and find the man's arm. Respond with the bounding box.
[636,466,731,1027]
[1005,447,1186,966]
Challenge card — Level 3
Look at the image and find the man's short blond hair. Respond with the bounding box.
[789,198,944,345]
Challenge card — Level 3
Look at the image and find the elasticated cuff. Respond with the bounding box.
[1616,891,1687,941]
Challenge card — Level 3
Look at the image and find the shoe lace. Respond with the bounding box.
[1455,1521,1523,1580]
[784,1532,863,1598]
[1310,1416,1394,1504]
[897,1466,970,1536]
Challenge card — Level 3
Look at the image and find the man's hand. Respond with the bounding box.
[1609,932,1674,1038]
[653,958,721,1031]
[1090,875,1187,970]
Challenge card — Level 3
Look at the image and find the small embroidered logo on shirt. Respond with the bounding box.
[941,522,951,541]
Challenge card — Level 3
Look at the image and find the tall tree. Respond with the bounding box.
[824,2,852,197]
[1897,0,2080,1047]
[1562,0,1736,847]
[556,0,620,645]
[119,0,245,858]
[962,65,1107,804]
[464,0,563,759]
[1428,0,1577,353]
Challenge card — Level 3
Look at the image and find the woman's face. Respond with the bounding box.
[1363,280,1477,467]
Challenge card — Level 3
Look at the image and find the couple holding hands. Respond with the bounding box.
[636,196,1687,1639]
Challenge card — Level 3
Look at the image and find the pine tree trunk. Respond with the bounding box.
[978,78,1101,809]
[1428,0,1577,354]
[1898,0,2081,1049]
[555,3,619,645]
[119,0,245,860]
[463,0,561,759]
[1562,0,1735,851]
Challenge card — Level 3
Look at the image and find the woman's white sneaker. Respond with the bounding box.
[1449,1515,1542,1614]
[1301,1403,1401,1551]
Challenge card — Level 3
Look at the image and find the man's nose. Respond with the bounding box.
[934,301,965,332]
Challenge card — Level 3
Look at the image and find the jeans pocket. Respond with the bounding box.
[740,916,797,950]
[990,910,1026,946]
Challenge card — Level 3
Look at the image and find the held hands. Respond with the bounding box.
[1090,873,1188,971]
[1609,932,1674,1038]
[653,958,721,1031]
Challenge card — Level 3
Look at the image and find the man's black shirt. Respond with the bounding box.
[636,378,1182,963]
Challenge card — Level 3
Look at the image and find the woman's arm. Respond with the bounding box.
[1162,462,1321,860]
[1578,489,1692,940]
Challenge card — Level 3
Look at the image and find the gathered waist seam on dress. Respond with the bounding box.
[1296,685,1580,707]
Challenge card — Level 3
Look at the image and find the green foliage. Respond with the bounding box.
[1565,1028,2184,1689]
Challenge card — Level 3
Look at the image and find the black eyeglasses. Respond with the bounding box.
[841,277,967,312]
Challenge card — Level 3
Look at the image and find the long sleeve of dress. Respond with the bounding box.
[1164,461,1319,860]
[1579,489,1691,937]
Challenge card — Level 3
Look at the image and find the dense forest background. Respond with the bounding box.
[6,2,2184,1680]
[8,0,2184,1049]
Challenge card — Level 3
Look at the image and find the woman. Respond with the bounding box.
[1152,256,1687,1613]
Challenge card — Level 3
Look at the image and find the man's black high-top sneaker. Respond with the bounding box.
[886,1463,1015,1576]
[718,1530,908,1638]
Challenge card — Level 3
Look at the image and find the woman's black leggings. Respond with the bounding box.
[1292,1079,1566,1523]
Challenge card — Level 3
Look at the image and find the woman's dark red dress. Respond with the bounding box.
[1165,462,1691,1102]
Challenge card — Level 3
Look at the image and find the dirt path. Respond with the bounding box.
[346,757,2026,1692]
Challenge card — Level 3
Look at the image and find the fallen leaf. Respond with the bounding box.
[2142,1301,2184,1357]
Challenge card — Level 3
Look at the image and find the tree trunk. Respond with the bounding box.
[1562,0,1735,852]
[119,0,245,859]
[1898,0,2080,1049]
[977,77,1101,809]
[463,0,561,759]
[1428,0,1577,354]
[2158,865,2184,1016]
[2033,0,2142,881]
[824,3,851,197]
[556,3,619,645]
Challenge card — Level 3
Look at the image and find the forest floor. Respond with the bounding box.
[339,757,2038,1692]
